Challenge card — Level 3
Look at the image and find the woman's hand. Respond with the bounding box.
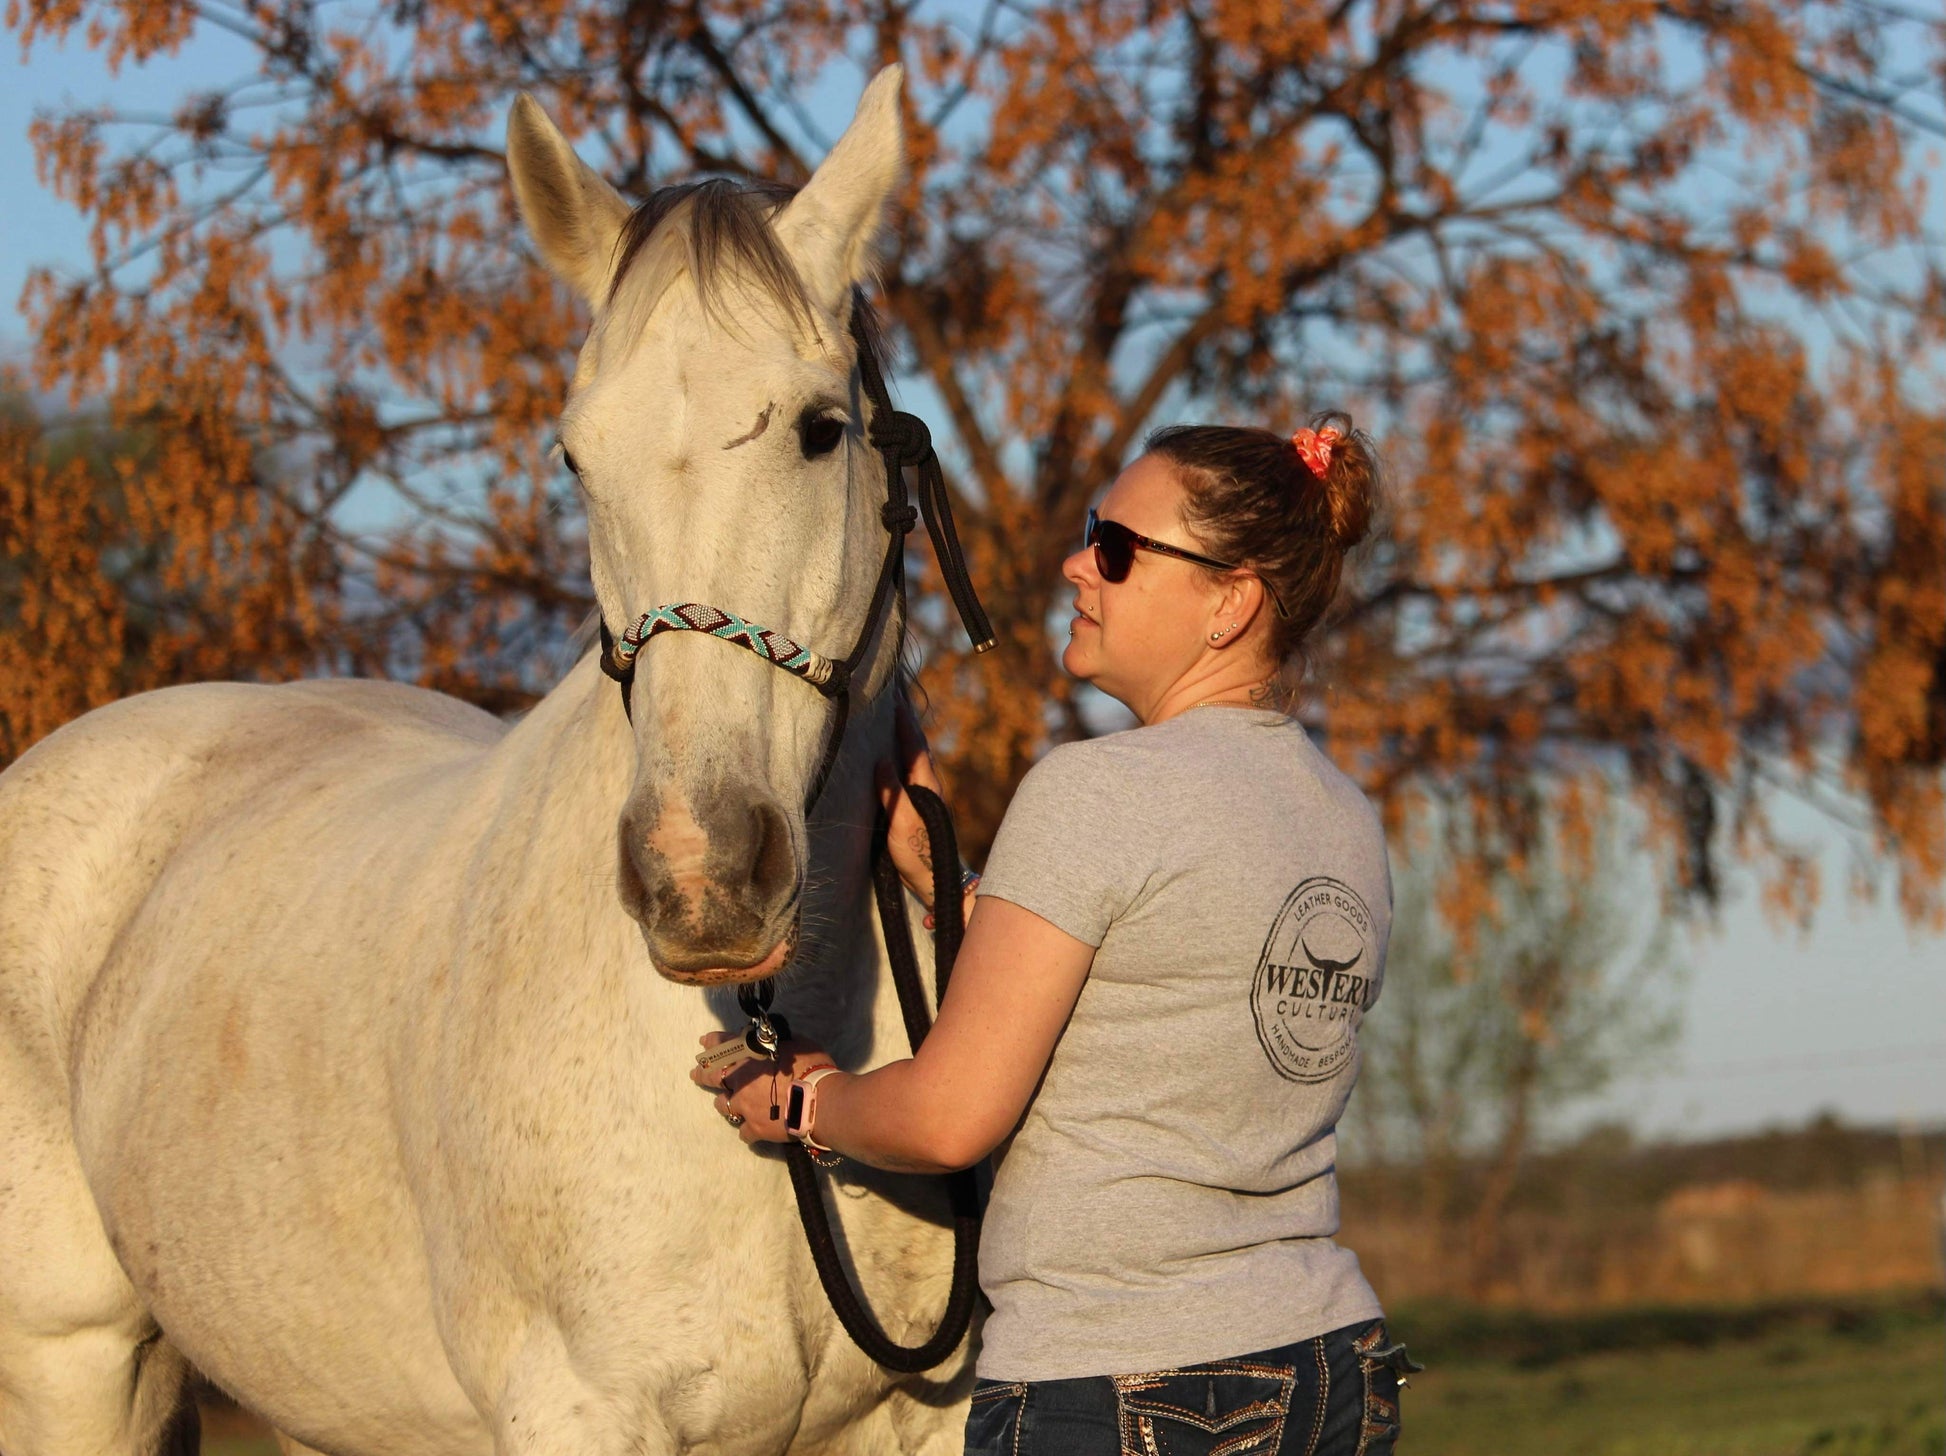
[875,695,949,909]
[689,1033,842,1146]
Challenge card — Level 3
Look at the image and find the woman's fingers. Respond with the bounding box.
[874,767,936,905]
[720,1072,764,1123]
[719,1092,762,1144]
[689,1031,733,1086]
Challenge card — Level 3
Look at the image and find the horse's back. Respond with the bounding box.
[0,677,503,1058]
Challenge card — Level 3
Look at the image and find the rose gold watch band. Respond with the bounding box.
[789,1065,844,1154]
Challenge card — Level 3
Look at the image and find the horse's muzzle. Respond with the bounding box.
[618,787,801,983]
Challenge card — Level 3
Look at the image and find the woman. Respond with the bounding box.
[695,415,1415,1455]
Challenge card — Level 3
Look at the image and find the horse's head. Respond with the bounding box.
[508,67,908,984]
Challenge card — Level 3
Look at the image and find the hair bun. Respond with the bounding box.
[1302,411,1374,549]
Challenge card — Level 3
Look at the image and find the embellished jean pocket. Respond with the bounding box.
[966,1379,1029,1456]
[1113,1360,1298,1456]
[1351,1322,1422,1456]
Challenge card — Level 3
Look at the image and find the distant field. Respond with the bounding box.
[197,1295,1946,1456]
[1393,1295,1946,1456]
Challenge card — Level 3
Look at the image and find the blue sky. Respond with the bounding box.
[3,24,1939,1143]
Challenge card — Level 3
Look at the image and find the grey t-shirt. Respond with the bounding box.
[973,706,1391,1381]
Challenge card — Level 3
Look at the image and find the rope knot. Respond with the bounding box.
[881,502,919,534]
[870,410,932,464]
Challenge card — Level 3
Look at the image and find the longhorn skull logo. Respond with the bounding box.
[1299,936,1363,977]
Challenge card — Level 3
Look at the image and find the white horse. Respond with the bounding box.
[0,64,975,1456]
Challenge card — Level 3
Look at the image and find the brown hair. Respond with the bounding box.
[1145,411,1381,708]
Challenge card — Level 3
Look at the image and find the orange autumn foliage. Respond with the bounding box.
[4,0,1944,930]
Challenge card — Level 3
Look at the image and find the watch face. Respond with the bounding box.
[786,1082,809,1133]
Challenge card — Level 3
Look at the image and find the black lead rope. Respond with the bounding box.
[785,782,984,1373]
[594,299,992,1370]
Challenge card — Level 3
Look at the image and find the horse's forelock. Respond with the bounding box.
[592,174,893,401]
[599,179,823,355]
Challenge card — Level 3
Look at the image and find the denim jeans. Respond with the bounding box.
[964,1319,1418,1456]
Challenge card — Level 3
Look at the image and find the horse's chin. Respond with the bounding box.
[646,915,798,986]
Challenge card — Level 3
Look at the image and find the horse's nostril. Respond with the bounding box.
[616,821,655,923]
[748,800,793,905]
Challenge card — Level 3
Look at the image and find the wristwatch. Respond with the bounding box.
[785,1066,844,1160]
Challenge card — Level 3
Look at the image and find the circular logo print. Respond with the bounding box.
[1251,877,1377,1084]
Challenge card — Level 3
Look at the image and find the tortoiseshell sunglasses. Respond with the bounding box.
[1084,509,1288,616]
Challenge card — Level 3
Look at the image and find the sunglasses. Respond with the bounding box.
[1084,509,1289,616]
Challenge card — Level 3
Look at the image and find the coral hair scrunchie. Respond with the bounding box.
[1292,426,1343,479]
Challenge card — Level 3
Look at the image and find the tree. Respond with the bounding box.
[0,380,337,760]
[5,0,1943,920]
[1345,800,1682,1293]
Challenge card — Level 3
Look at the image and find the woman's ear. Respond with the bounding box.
[1207,574,1268,647]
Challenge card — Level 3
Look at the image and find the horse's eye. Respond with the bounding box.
[558,442,581,477]
[800,413,846,460]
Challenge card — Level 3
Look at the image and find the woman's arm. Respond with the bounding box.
[699,893,1095,1174]
[806,894,1093,1172]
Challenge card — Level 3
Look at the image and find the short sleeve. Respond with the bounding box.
[976,741,1146,947]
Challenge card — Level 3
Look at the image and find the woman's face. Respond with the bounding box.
[1061,453,1228,718]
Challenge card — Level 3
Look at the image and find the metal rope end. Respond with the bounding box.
[971,637,997,654]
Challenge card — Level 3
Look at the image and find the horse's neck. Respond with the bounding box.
[491,653,902,1058]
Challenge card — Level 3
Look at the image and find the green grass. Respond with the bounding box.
[1393,1296,1946,1456]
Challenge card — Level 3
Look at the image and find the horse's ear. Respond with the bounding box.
[775,64,906,316]
[507,94,633,305]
